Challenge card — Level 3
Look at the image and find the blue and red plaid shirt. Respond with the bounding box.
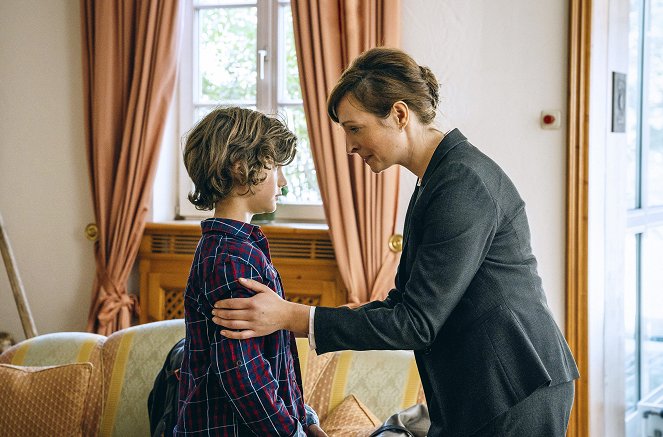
[175,218,308,436]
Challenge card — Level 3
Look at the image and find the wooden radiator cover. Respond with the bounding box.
[138,222,347,324]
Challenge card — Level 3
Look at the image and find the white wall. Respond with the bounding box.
[0,0,94,342]
[401,0,569,325]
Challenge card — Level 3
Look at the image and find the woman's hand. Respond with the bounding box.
[211,278,310,339]
[307,424,328,437]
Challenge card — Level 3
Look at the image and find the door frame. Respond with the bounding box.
[566,0,591,436]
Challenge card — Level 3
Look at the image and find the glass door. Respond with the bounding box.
[625,0,663,435]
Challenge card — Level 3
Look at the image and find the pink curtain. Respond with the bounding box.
[80,0,182,334]
[291,0,402,303]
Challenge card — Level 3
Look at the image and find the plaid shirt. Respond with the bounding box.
[175,218,307,436]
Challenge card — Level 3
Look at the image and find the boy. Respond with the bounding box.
[174,107,324,436]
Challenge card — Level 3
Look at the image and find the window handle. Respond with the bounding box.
[258,49,267,80]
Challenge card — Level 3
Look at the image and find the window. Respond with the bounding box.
[177,0,323,221]
[624,0,663,434]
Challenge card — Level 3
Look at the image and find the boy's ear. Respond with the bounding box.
[229,161,243,181]
[229,161,251,197]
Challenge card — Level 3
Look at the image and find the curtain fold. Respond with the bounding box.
[291,0,401,303]
[80,0,182,335]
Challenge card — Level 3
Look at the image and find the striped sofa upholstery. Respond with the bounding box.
[0,320,423,436]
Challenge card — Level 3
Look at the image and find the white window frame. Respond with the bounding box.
[176,0,324,222]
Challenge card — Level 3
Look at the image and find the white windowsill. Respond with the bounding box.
[154,218,329,231]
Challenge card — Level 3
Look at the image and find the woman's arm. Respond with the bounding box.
[212,283,400,339]
[213,285,400,339]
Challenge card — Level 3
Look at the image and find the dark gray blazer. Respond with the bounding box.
[314,129,579,437]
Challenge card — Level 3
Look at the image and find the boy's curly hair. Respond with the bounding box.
[183,107,297,211]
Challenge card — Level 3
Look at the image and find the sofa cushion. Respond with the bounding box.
[321,394,381,437]
[0,362,93,437]
[295,337,335,399]
[0,332,106,435]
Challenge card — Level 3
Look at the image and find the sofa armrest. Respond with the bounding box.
[0,332,105,367]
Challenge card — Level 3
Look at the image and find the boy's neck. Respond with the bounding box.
[213,198,253,224]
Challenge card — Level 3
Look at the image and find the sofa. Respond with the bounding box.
[0,319,424,436]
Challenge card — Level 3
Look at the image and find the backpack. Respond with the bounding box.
[148,338,185,437]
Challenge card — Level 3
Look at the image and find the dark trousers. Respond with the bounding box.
[471,381,575,436]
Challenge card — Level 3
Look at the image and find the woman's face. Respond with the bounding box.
[336,95,406,173]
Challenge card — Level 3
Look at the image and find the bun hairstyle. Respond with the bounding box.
[327,47,440,125]
[419,65,440,114]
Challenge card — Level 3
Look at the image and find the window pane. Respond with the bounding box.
[645,0,663,205]
[641,226,663,398]
[278,4,302,102]
[625,233,639,412]
[194,106,216,123]
[193,105,256,123]
[198,7,257,104]
[627,0,643,209]
[278,105,321,204]
[196,0,255,5]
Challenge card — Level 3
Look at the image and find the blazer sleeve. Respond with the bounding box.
[315,163,498,353]
[356,288,400,311]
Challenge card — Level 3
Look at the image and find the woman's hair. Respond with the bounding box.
[183,107,297,211]
[327,47,440,125]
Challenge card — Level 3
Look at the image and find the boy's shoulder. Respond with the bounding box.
[198,231,270,272]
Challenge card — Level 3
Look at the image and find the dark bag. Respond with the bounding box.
[369,424,416,437]
[148,338,185,437]
[368,404,430,437]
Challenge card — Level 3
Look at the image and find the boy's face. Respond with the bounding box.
[249,165,287,214]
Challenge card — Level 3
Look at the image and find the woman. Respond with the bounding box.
[212,48,579,437]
